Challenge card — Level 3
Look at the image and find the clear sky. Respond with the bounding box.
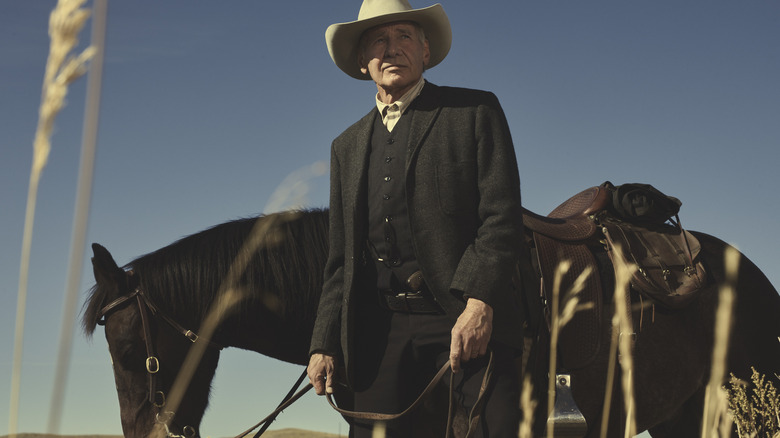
[1,1,778,436]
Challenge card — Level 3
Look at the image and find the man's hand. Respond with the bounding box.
[307,353,337,395]
[450,298,493,373]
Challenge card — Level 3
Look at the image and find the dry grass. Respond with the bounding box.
[16,4,775,438]
[726,367,780,437]
[611,255,638,438]
[0,430,340,438]
[150,162,326,437]
[10,0,96,436]
[518,373,537,438]
[701,246,740,437]
[0,435,122,438]
[546,260,593,438]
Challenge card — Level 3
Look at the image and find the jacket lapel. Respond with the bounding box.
[346,109,376,236]
[407,81,442,171]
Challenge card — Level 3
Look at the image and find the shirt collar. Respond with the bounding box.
[375,77,426,121]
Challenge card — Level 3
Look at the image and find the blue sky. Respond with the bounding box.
[1,1,778,436]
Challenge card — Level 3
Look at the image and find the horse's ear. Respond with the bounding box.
[91,243,124,288]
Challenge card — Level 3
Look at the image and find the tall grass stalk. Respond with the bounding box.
[612,259,637,438]
[10,1,95,436]
[546,260,592,438]
[518,374,537,438]
[47,0,107,433]
[151,166,325,437]
[150,215,290,438]
[701,246,740,437]
[372,422,387,438]
[599,308,620,438]
[598,248,637,438]
[546,260,569,438]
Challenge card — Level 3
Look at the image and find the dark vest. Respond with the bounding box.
[367,108,420,291]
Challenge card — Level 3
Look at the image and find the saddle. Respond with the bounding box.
[521,182,708,370]
[522,185,609,371]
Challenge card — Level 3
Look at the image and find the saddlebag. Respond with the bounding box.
[598,182,708,308]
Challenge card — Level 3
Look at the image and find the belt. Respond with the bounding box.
[379,270,443,314]
[381,291,442,314]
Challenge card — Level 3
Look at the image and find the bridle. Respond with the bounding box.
[96,276,224,438]
[96,277,495,438]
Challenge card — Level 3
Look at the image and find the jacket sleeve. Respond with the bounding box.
[449,93,523,308]
[309,141,345,356]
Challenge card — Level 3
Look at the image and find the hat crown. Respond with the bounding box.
[326,1,451,80]
[358,0,415,21]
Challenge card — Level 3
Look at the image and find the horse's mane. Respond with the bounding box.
[83,208,329,335]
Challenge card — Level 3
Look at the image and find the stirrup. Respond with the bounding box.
[545,374,587,438]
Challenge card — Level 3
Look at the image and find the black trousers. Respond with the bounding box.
[351,294,521,437]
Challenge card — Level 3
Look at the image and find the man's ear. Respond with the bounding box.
[358,53,368,75]
[422,39,431,67]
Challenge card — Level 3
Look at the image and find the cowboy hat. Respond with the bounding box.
[326,0,452,80]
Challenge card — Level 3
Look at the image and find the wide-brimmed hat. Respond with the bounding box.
[326,0,452,80]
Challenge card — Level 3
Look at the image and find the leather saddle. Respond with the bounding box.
[521,185,610,371]
[520,182,707,370]
[519,183,708,437]
[521,185,608,242]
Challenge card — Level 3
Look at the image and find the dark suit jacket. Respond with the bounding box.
[309,82,525,384]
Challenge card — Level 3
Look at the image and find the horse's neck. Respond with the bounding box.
[211,291,315,366]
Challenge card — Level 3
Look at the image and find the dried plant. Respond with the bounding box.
[593,242,638,438]
[372,422,387,438]
[518,374,537,438]
[612,255,637,438]
[701,246,740,437]
[153,163,326,436]
[546,260,593,438]
[10,0,95,436]
[726,368,780,437]
[35,0,96,179]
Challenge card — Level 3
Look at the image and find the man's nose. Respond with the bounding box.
[385,38,399,57]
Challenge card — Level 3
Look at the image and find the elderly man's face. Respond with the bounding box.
[359,22,430,102]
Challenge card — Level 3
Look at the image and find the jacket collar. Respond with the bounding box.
[406,81,442,167]
[346,81,442,206]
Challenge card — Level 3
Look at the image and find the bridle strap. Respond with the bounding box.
[156,411,197,438]
[139,289,224,350]
[96,288,140,323]
[133,292,159,404]
[234,370,313,438]
[252,369,309,438]
[97,283,224,436]
[97,287,224,350]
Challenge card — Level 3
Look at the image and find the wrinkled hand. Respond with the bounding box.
[307,353,337,395]
[450,298,493,373]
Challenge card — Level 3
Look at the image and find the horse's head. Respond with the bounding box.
[84,243,220,438]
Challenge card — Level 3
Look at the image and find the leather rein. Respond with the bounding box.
[237,350,495,438]
[96,283,223,438]
[98,283,493,437]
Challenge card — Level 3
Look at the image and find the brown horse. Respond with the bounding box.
[82,200,780,437]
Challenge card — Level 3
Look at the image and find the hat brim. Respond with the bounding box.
[326,4,451,80]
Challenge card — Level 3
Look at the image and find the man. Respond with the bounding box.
[308,1,525,436]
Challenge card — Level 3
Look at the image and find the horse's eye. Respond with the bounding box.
[113,344,143,370]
